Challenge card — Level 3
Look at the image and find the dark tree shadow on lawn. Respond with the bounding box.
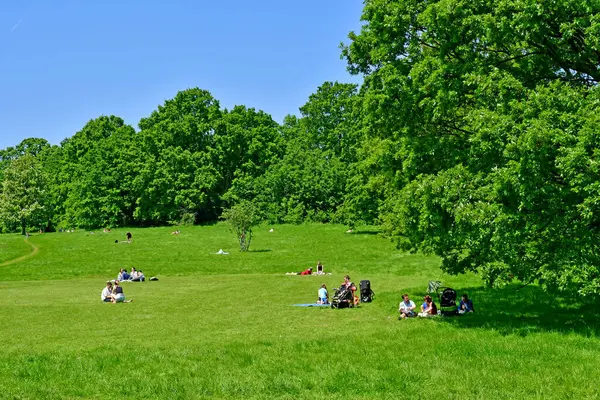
[436,284,600,337]
[346,230,380,236]
[248,249,272,253]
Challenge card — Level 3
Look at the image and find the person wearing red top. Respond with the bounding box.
[300,268,313,275]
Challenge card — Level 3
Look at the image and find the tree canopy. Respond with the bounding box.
[342,0,600,295]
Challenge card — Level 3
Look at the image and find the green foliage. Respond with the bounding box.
[61,116,139,229]
[343,0,600,296]
[0,154,47,234]
[226,82,360,224]
[221,200,260,251]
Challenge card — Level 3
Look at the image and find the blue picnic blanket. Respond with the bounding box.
[292,303,330,307]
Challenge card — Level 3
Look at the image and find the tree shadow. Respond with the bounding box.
[249,249,272,253]
[435,284,600,337]
[346,230,380,236]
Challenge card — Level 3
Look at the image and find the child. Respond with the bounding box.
[317,284,329,304]
[458,294,474,314]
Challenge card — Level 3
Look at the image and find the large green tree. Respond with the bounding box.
[343,0,600,295]
[134,88,224,224]
[60,116,139,229]
[0,154,48,234]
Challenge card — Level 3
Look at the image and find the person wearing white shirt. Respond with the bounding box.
[101,281,113,302]
[398,294,416,319]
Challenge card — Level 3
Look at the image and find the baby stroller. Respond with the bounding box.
[360,280,374,303]
[427,281,458,316]
[331,285,355,309]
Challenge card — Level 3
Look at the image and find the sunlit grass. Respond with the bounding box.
[0,224,598,399]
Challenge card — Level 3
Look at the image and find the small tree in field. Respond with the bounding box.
[221,200,259,252]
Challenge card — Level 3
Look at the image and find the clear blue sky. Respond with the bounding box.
[0,0,364,149]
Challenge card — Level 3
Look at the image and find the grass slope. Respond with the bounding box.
[0,224,599,399]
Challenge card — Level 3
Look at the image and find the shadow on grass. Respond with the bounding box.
[249,249,272,253]
[347,230,380,236]
[435,284,600,337]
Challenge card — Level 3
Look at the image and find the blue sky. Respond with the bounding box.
[0,0,364,149]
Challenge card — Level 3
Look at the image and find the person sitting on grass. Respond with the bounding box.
[398,294,416,319]
[316,261,324,275]
[317,284,329,304]
[418,295,437,317]
[110,281,133,303]
[131,270,145,282]
[126,232,132,243]
[101,281,113,302]
[341,275,359,306]
[458,294,474,314]
[117,268,129,281]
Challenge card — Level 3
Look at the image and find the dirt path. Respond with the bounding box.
[0,239,39,267]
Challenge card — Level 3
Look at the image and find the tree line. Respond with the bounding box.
[0,83,361,232]
[2,0,600,296]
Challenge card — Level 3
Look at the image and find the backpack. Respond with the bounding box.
[360,280,374,302]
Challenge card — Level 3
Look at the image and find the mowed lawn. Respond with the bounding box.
[0,224,599,399]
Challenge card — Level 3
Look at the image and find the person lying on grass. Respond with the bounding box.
[101,281,113,302]
[398,294,416,319]
[110,281,133,303]
[286,268,313,275]
[317,284,329,304]
[458,294,474,314]
[418,295,437,317]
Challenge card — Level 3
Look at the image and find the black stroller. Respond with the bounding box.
[331,285,355,309]
[427,280,458,316]
[360,280,374,303]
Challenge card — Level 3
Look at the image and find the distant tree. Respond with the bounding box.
[0,154,47,235]
[134,88,223,224]
[221,200,260,252]
[298,81,361,163]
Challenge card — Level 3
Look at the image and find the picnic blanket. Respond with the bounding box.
[292,303,330,307]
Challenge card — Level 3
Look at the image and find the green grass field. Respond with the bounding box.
[1,224,599,399]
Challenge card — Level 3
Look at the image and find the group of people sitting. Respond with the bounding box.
[287,261,329,276]
[316,275,359,306]
[398,293,474,319]
[101,280,133,303]
[117,267,145,282]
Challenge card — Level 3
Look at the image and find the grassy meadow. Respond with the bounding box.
[0,223,599,399]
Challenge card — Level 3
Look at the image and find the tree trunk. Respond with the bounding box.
[21,218,26,236]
